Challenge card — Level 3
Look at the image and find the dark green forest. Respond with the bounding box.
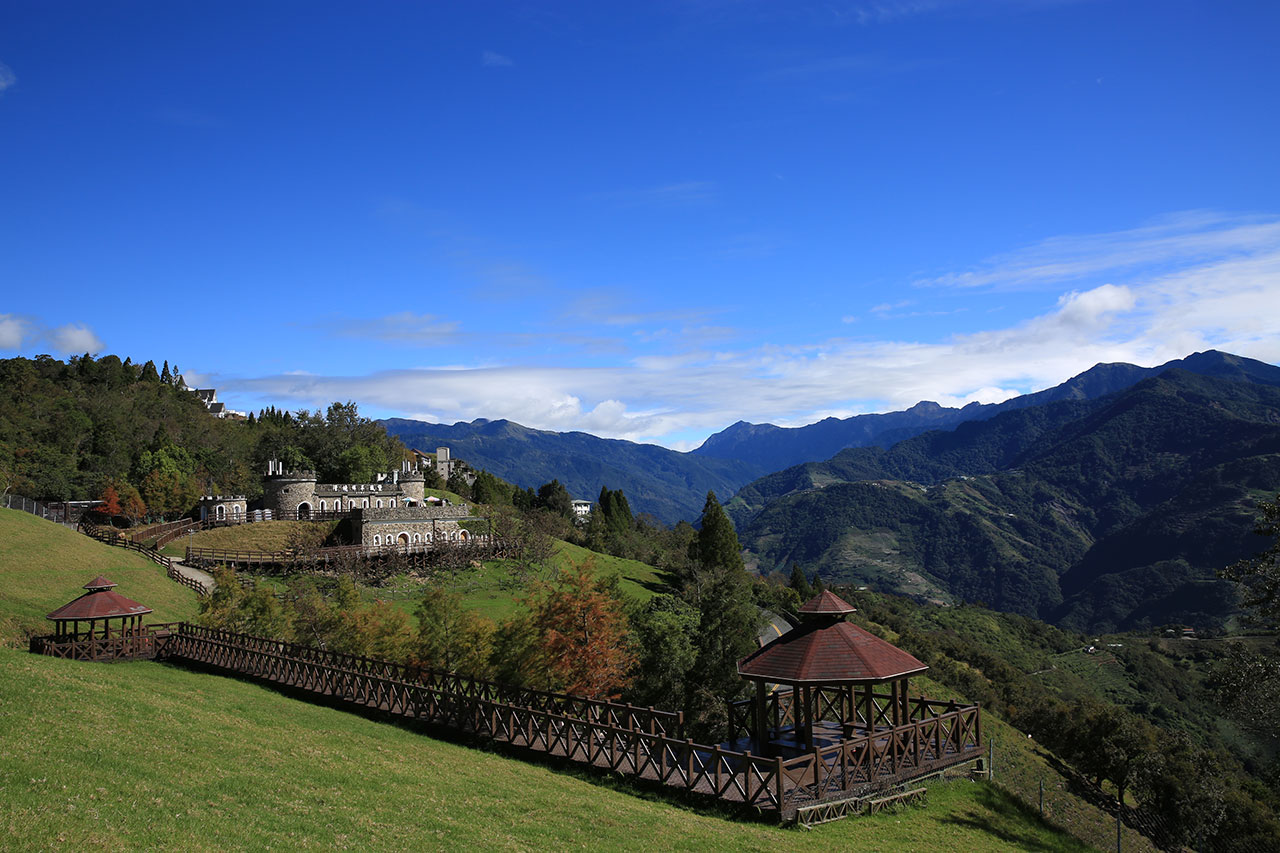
[735,370,1280,632]
[0,354,404,518]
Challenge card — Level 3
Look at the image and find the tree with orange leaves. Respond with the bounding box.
[529,559,637,699]
[99,482,123,518]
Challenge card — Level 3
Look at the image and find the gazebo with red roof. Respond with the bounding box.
[737,590,927,753]
[45,575,153,643]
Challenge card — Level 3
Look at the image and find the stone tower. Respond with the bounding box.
[399,463,426,506]
[262,459,318,518]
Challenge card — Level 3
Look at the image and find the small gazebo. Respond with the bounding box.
[45,575,153,642]
[737,590,927,753]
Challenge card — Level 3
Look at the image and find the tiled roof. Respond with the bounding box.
[738,620,927,684]
[798,590,857,615]
[47,585,152,621]
[84,575,118,590]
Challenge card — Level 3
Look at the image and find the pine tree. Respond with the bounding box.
[161,360,171,383]
[788,563,813,601]
[689,491,743,572]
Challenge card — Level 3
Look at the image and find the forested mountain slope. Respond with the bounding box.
[381,417,766,525]
[737,370,1280,632]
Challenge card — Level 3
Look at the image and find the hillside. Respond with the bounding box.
[696,350,1280,471]
[737,370,1280,631]
[381,417,766,525]
[0,648,1102,852]
[0,508,199,645]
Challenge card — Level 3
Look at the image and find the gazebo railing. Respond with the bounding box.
[729,686,976,743]
[30,623,182,662]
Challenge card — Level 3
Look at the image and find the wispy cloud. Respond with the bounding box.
[329,312,462,346]
[920,210,1280,291]
[588,181,716,208]
[0,61,15,94]
[481,50,514,67]
[229,212,1280,446]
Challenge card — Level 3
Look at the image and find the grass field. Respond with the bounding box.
[0,509,200,647]
[444,539,673,622]
[0,648,1095,852]
[0,507,1117,850]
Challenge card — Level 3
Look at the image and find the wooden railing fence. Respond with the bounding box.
[151,624,980,819]
[79,519,210,597]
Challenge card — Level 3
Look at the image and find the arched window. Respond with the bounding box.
[390,498,397,508]
[373,534,381,546]
[362,499,369,508]
[398,532,410,545]
[413,533,421,543]
[376,499,383,509]
[216,505,225,521]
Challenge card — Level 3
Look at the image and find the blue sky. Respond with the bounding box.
[3,1,1279,449]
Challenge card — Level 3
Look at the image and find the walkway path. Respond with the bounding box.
[171,561,216,594]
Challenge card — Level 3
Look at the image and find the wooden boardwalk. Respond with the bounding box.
[147,624,982,819]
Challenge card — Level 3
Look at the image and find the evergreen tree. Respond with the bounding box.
[788,563,813,601]
[689,491,743,572]
[161,360,171,384]
[536,479,573,517]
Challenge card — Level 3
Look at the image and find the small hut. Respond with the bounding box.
[39,576,155,660]
[737,590,927,753]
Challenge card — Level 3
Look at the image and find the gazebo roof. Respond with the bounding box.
[46,577,152,622]
[798,590,857,616]
[738,617,926,685]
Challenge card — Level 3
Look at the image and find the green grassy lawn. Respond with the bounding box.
[0,648,1094,852]
[0,509,200,647]
[159,520,341,558]
[441,539,673,623]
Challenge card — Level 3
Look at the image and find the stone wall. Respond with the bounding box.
[350,505,475,547]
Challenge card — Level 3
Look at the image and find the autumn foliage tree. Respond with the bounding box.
[98,482,123,518]
[528,560,637,699]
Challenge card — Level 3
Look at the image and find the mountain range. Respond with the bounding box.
[730,360,1280,632]
[382,350,1280,527]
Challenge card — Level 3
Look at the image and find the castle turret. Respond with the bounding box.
[263,460,318,519]
[399,462,426,506]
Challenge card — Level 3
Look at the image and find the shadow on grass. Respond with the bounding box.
[940,783,1094,853]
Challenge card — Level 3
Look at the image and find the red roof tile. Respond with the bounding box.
[47,589,152,621]
[798,590,857,615]
[738,621,926,684]
[84,575,118,590]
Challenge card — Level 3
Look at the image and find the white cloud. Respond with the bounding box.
[0,315,106,355]
[49,323,104,355]
[229,213,1280,447]
[0,62,15,94]
[481,50,513,67]
[0,314,28,349]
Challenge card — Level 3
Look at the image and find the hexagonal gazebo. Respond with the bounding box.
[37,575,158,661]
[735,590,930,754]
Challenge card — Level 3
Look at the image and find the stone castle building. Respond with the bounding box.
[349,505,474,548]
[263,459,430,519]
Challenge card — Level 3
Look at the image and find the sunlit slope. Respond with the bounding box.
[0,649,1093,852]
[0,508,199,645]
